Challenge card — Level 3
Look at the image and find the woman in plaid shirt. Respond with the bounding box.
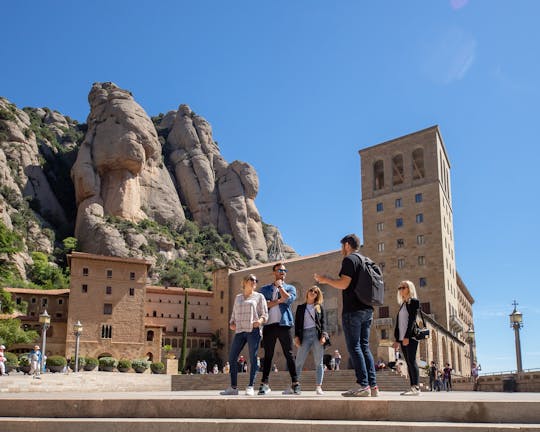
[221,274,268,396]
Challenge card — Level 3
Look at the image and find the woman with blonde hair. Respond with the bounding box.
[293,286,328,395]
[221,274,268,396]
[393,280,421,396]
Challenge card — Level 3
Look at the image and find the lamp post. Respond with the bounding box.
[39,310,51,372]
[73,320,83,372]
[465,326,475,375]
[509,300,523,373]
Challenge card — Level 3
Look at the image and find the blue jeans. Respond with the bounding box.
[228,328,261,387]
[342,309,377,388]
[295,327,325,385]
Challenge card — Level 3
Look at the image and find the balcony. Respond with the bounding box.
[449,314,464,333]
[374,318,393,328]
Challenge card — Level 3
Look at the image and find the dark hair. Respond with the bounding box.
[272,262,284,271]
[340,234,360,250]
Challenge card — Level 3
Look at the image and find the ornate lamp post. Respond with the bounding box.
[509,300,523,373]
[465,326,475,374]
[39,310,51,372]
[73,321,83,372]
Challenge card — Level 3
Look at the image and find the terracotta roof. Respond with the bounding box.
[67,252,152,267]
[4,287,70,295]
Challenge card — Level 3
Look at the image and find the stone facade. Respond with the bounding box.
[65,252,157,362]
[359,125,475,374]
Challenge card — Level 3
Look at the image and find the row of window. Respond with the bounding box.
[16,297,65,307]
[82,268,136,280]
[161,337,211,349]
[376,193,423,212]
[377,238,425,252]
[148,299,208,306]
[378,255,426,266]
[148,311,209,320]
[82,285,135,296]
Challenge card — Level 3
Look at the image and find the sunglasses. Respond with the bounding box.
[398,286,407,290]
[308,289,318,294]
[249,278,258,283]
[277,269,288,273]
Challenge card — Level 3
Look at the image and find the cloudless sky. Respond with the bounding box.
[2,0,539,374]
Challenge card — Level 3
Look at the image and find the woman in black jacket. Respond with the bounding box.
[293,285,328,395]
[393,280,421,396]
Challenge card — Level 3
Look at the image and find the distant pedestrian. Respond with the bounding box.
[443,363,453,391]
[0,345,6,376]
[333,350,342,371]
[29,345,42,379]
[428,361,437,391]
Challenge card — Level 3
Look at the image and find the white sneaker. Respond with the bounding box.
[245,386,255,396]
[315,386,324,395]
[220,387,239,395]
[282,387,294,395]
[401,386,420,396]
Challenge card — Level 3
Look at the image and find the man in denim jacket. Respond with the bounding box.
[257,262,298,395]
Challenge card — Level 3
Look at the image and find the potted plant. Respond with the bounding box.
[163,344,175,359]
[68,356,86,372]
[83,357,98,371]
[150,361,165,374]
[18,353,31,374]
[117,359,132,373]
[47,355,67,373]
[132,359,150,373]
[5,352,18,374]
[98,356,118,372]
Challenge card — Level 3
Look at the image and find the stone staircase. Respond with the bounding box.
[1,370,539,431]
[172,368,423,392]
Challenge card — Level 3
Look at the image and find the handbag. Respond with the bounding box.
[413,305,430,340]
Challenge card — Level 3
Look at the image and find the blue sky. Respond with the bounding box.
[2,0,539,374]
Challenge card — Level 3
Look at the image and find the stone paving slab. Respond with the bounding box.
[2,418,540,432]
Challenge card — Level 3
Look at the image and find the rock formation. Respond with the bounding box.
[164,104,268,264]
[71,82,185,255]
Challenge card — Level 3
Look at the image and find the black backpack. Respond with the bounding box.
[351,252,385,306]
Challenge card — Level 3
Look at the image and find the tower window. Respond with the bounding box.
[418,256,425,265]
[415,193,423,203]
[417,235,425,245]
[82,284,88,293]
[374,160,385,190]
[376,222,384,232]
[397,259,405,269]
[106,269,113,279]
[396,218,403,228]
[379,306,389,318]
[82,268,89,277]
[106,286,112,295]
[395,198,402,208]
[130,272,136,280]
[416,213,424,223]
[392,154,404,186]
[419,277,427,287]
[101,324,112,339]
[377,242,384,252]
[104,303,113,315]
[412,148,425,179]
[397,239,404,248]
[129,288,135,296]
[376,202,383,212]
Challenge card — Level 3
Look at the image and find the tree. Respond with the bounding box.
[0,288,15,314]
[0,318,39,348]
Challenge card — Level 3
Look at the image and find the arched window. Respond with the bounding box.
[146,330,154,342]
[374,160,384,190]
[412,148,425,179]
[392,154,404,185]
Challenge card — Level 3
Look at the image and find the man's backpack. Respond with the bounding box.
[351,252,385,306]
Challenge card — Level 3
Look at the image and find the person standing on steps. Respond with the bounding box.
[220,274,268,396]
[293,285,328,395]
[314,234,379,398]
[257,263,298,395]
[393,280,421,396]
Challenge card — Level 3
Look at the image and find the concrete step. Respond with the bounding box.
[2,418,539,432]
[1,392,539,424]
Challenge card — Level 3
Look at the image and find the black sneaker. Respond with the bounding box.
[258,383,271,395]
[293,383,301,395]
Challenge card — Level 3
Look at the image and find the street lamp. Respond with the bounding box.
[509,300,523,373]
[73,321,83,372]
[465,326,475,374]
[39,310,51,372]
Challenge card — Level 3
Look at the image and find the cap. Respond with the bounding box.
[0,345,5,349]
